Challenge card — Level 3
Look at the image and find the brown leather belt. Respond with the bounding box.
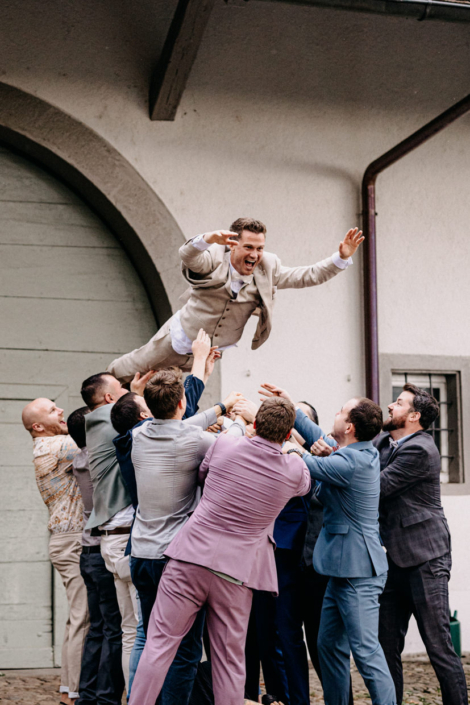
[100,526,131,536]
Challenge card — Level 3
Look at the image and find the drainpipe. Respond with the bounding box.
[362,93,470,403]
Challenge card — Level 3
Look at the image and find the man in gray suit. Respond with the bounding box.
[261,384,396,705]
[108,218,364,381]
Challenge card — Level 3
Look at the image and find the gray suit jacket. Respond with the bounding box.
[178,238,343,350]
[374,431,451,568]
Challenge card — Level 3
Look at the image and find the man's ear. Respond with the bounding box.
[286,430,292,441]
[345,422,354,436]
[410,410,421,424]
[253,420,257,430]
[104,392,114,404]
[32,422,44,433]
[140,411,150,420]
[178,398,185,409]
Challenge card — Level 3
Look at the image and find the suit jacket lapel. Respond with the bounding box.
[253,264,271,309]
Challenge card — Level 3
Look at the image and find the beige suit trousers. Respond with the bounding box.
[107,323,193,382]
[48,531,89,699]
[100,534,138,693]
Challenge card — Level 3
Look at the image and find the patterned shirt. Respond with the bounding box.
[33,435,84,534]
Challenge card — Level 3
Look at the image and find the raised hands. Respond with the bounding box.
[311,437,334,457]
[204,347,221,384]
[203,230,239,247]
[232,399,259,424]
[222,391,245,413]
[130,369,156,396]
[192,329,211,360]
[258,383,294,404]
[339,227,364,260]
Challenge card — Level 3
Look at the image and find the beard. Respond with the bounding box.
[383,415,407,432]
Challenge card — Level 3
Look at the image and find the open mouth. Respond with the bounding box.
[244,259,257,270]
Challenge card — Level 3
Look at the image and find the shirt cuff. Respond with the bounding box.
[191,233,211,251]
[331,251,352,270]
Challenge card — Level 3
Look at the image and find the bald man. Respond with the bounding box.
[22,399,89,705]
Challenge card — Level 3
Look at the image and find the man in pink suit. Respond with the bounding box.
[129,396,311,705]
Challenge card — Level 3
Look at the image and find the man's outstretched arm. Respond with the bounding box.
[274,227,364,289]
[179,229,239,275]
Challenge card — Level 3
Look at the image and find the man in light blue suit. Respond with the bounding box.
[260,385,396,705]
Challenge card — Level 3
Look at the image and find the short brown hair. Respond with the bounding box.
[144,368,184,419]
[403,383,439,431]
[348,398,383,442]
[230,217,266,238]
[255,397,296,444]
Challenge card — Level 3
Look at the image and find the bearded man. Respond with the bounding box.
[108,218,364,381]
[375,384,467,705]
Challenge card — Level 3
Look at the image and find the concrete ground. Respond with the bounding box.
[1,656,470,704]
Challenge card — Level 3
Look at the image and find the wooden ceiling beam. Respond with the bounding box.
[149,0,216,121]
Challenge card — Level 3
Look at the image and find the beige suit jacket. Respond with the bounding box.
[178,237,343,350]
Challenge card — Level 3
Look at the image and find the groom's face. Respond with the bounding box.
[230,230,265,276]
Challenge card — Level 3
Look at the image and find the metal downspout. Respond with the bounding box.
[362,93,470,403]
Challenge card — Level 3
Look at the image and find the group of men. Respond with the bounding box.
[20,218,467,705]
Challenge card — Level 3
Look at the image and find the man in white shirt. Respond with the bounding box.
[108,217,364,381]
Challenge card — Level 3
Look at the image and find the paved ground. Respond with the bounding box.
[1,656,470,704]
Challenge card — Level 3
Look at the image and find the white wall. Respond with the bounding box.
[1,0,470,651]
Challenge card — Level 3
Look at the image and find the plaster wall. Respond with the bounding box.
[1,0,470,652]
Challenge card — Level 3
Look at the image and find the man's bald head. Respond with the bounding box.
[22,398,68,438]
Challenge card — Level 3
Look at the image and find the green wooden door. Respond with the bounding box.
[0,145,157,668]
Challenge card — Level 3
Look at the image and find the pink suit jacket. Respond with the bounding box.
[165,434,311,594]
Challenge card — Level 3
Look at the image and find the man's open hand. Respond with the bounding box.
[130,370,156,396]
[192,329,211,360]
[259,383,294,404]
[311,438,334,457]
[204,230,239,246]
[339,227,364,260]
[204,347,221,383]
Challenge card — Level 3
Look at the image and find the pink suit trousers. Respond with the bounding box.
[129,558,253,705]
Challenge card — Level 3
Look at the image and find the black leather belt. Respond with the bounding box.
[81,545,102,554]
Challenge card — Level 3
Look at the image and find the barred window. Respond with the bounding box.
[391,372,463,484]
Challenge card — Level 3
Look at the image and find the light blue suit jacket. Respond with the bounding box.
[294,410,388,579]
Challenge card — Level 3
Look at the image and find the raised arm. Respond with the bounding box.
[273,228,364,290]
[294,408,336,449]
[300,449,356,487]
[179,230,239,275]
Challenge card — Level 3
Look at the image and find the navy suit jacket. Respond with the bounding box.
[273,494,311,551]
[294,409,388,579]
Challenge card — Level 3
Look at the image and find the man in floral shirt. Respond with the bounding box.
[22,398,89,705]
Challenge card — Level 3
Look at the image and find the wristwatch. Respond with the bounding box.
[217,402,227,416]
[287,448,303,458]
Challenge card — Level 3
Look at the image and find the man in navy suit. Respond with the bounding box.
[261,384,396,705]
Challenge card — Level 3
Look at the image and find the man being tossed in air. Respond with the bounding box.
[108,218,364,381]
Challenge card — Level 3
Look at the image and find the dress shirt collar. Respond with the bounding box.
[229,261,253,286]
[344,440,375,451]
[250,435,283,453]
[387,432,415,448]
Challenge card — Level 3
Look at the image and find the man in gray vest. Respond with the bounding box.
[108,218,364,381]
[81,371,149,694]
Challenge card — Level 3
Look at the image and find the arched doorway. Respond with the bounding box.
[0,144,156,668]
